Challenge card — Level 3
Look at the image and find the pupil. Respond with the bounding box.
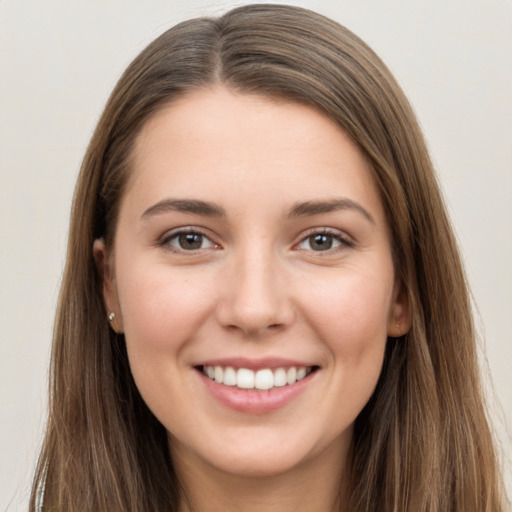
[179,233,202,250]
[311,234,332,251]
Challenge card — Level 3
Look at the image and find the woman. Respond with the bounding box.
[30,4,507,511]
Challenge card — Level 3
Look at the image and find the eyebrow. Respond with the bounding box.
[140,197,375,224]
[141,198,226,220]
[286,198,375,224]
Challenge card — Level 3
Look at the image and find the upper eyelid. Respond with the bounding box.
[157,226,353,248]
[296,227,353,242]
[293,227,355,252]
[159,227,220,248]
[161,226,214,240]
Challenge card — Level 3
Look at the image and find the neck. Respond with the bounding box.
[173,439,350,512]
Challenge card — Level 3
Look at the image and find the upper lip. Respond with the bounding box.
[194,357,317,370]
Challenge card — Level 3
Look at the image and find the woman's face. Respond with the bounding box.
[96,87,409,478]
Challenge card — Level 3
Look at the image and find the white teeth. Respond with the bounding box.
[237,368,255,389]
[286,367,297,385]
[202,365,313,390]
[296,367,307,381]
[214,366,223,383]
[273,368,287,387]
[254,369,274,390]
[223,366,237,386]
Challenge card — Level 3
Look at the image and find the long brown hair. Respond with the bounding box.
[30,4,507,511]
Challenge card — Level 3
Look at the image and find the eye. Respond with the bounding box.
[163,230,218,251]
[296,230,351,252]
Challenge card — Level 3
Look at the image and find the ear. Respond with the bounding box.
[93,238,124,333]
[387,279,411,338]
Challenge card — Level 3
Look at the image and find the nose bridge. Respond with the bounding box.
[216,240,292,335]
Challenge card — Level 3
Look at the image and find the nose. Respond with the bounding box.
[215,248,294,337]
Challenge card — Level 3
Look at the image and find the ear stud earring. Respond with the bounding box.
[108,312,115,322]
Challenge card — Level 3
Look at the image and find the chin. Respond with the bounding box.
[170,423,348,480]
[204,450,310,479]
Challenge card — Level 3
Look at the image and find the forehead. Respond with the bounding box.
[134,88,349,163]
[123,87,385,223]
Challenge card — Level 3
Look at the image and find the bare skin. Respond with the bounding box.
[173,433,347,512]
[94,87,410,512]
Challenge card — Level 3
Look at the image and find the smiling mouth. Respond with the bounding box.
[197,365,319,391]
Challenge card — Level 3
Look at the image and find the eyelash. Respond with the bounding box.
[295,228,354,254]
[159,227,354,254]
[159,228,219,253]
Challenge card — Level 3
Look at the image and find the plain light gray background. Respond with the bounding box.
[1,1,510,509]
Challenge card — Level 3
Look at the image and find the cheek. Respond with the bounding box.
[301,268,393,367]
[116,262,215,354]
[304,272,392,424]
[115,264,216,420]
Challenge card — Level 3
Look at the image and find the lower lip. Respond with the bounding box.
[198,370,315,414]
